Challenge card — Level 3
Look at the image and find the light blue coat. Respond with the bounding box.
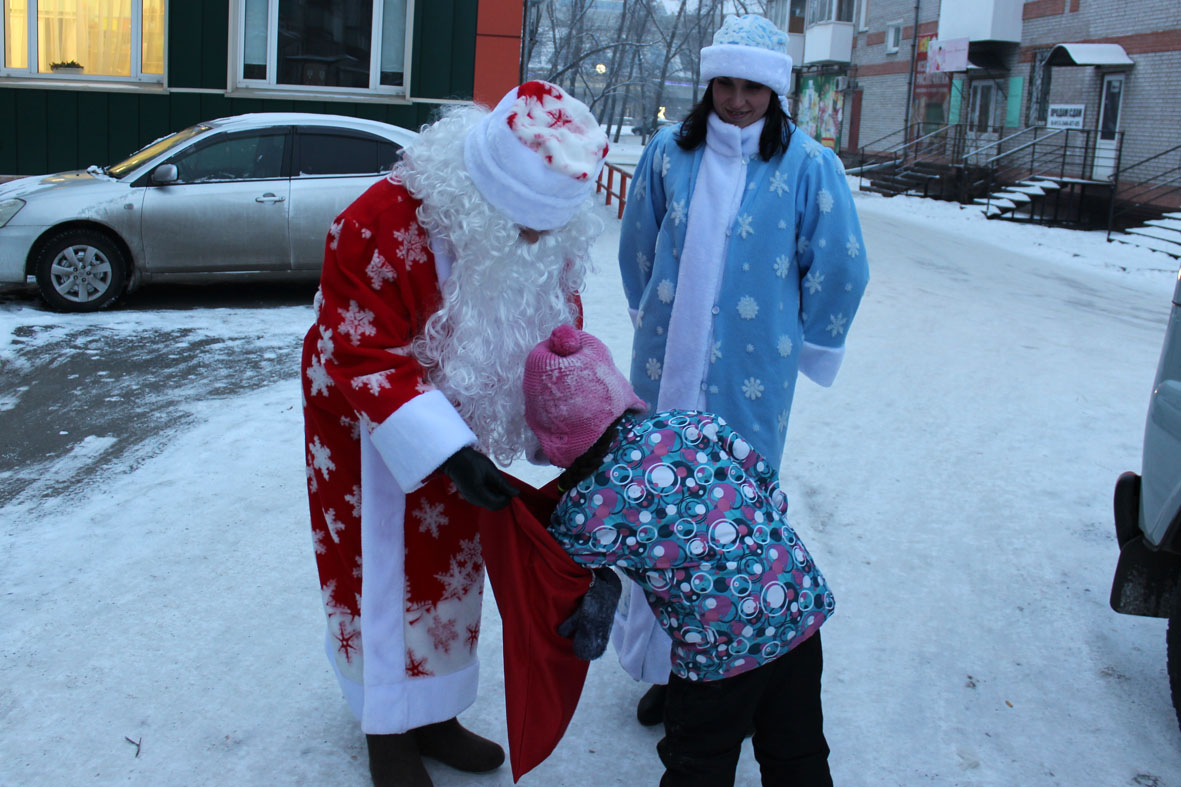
[618,122,870,462]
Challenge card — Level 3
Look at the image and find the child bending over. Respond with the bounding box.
[524,325,835,787]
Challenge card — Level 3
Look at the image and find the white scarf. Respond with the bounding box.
[657,113,764,411]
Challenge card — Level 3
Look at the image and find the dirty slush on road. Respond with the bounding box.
[0,286,313,512]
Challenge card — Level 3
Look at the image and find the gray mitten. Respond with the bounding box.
[558,567,623,661]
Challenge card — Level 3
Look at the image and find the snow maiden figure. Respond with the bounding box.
[524,325,835,785]
[616,12,870,728]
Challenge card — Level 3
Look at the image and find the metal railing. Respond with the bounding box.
[596,162,632,219]
[1107,142,1181,238]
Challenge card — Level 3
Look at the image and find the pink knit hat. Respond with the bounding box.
[523,325,647,468]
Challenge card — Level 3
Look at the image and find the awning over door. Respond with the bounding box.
[1046,43,1134,67]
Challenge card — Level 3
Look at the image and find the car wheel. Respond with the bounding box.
[34,229,129,312]
[1170,587,1181,734]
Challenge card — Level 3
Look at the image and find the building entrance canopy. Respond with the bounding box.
[1046,43,1134,67]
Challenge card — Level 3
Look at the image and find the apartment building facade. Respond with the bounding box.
[778,0,1178,180]
[0,0,523,176]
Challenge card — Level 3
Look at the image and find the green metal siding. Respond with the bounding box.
[0,1,477,175]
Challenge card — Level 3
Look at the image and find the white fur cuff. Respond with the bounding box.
[700,44,792,96]
[370,389,477,492]
[800,341,846,387]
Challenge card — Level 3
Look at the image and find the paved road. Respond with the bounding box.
[0,279,316,509]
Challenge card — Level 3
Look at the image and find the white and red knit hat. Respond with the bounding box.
[464,81,610,231]
[523,325,647,468]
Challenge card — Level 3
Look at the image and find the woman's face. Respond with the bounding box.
[712,77,774,128]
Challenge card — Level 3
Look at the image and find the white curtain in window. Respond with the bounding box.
[4,0,29,68]
[244,0,266,70]
[37,0,132,75]
[380,0,405,75]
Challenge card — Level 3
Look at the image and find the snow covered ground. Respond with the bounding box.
[2,179,1180,786]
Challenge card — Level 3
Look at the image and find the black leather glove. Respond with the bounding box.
[440,446,518,511]
[558,567,623,661]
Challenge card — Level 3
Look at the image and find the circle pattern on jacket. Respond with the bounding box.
[549,409,832,681]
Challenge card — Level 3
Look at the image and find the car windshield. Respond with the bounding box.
[106,124,213,179]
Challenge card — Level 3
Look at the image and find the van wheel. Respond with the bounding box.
[1169,588,1181,734]
[34,229,129,312]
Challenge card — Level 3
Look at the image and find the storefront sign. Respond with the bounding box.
[797,74,844,151]
[929,38,969,73]
[1047,104,1085,128]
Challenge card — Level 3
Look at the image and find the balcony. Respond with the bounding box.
[788,31,805,67]
[937,0,1022,43]
[803,21,854,64]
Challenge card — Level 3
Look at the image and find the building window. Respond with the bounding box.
[1028,48,1052,125]
[885,21,902,53]
[1,0,164,79]
[858,0,869,32]
[808,0,854,26]
[238,0,408,94]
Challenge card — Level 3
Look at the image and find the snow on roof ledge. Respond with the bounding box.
[1046,43,1134,67]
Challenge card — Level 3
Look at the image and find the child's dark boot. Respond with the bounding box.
[366,732,432,787]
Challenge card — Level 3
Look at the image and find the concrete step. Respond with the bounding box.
[1111,233,1181,259]
[996,191,1033,204]
[1021,179,1063,192]
[1163,211,1181,220]
[1145,218,1181,232]
[1125,225,1181,245]
[984,205,1007,218]
[1007,184,1048,196]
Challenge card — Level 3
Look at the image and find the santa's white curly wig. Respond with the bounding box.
[397,105,603,465]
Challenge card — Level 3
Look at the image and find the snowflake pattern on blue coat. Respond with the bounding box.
[619,123,869,463]
[549,410,832,682]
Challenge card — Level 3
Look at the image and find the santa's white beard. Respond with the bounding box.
[398,106,603,465]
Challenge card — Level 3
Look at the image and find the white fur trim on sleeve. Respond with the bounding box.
[799,341,846,387]
[369,389,477,492]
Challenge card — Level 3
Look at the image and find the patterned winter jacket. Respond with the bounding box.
[548,409,832,682]
[619,123,869,462]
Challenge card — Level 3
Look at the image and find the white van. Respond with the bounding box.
[1110,265,1181,732]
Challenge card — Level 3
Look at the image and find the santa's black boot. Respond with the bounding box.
[366,732,432,787]
[636,683,667,726]
[414,718,505,773]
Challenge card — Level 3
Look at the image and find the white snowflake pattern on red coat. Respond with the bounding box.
[428,615,458,654]
[317,326,335,361]
[311,527,326,555]
[435,536,483,602]
[352,370,391,396]
[345,485,362,519]
[413,500,449,538]
[339,414,361,441]
[337,300,377,345]
[306,354,333,397]
[328,218,345,250]
[366,249,397,290]
[305,460,318,494]
[392,224,429,267]
[309,436,335,479]
[324,508,346,543]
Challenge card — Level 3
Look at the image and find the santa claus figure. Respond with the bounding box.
[300,81,608,786]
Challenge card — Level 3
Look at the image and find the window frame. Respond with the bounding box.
[885,21,902,54]
[0,0,165,82]
[232,0,414,98]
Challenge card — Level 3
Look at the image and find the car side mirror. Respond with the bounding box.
[150,164,178,185]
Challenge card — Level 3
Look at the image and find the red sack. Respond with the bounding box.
[478,474,594,782]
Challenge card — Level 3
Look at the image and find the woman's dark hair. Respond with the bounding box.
[675,79,792,160]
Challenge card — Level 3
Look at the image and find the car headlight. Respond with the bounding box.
[0,197,25,227]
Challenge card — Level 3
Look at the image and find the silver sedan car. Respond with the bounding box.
[0,112,417,311]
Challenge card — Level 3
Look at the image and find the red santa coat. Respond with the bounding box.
[301,175,487,734]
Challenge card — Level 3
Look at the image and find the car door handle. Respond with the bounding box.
[255,193,286,203]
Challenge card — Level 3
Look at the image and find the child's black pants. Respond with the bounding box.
[657,630,831,787]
